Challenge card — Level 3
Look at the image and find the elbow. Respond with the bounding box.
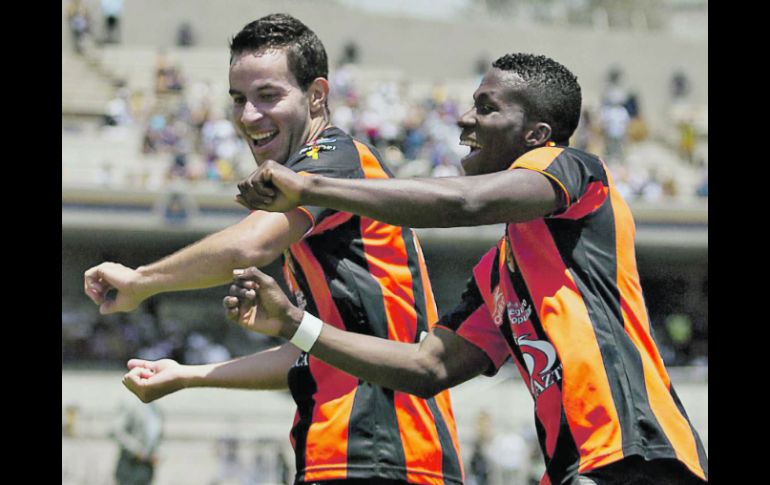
[228,245,281,269]
[407,354,451,399]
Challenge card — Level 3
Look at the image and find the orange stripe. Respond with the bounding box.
[395,393,445,485]
[302,391,357,482]
[355,140,444,480]
[508,221,623,469]
[354,140,390,180]
[510,147,570,207]
[432,390,464,481]
[412,233,439,327]
[607,179,706,480]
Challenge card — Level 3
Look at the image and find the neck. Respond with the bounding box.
[304,115,331,144]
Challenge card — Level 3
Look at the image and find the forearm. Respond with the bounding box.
[186,344,300,391]
[303,175,473,228]
[278,318,448,398]
[300,170,558,228]
[135,210,308,298]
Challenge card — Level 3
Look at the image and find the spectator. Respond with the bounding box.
[66,0,91,55]
[101,0,123,44]
[110,400,163,485]
[176,22,196,47]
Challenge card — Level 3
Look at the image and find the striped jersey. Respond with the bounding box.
[439,146,707,484]
[281,127,463,485]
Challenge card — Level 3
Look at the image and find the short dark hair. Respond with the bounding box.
[492,53,581,143]
[229,13,328,91]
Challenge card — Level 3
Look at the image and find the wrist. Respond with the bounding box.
[301,174,321,206]
[183,365,206,388]
[133,266,159,299]
[279,306,305,340]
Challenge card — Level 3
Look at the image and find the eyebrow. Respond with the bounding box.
[229,84,285,97]
[473,91,496,103]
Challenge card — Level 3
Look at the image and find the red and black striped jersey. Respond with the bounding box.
[281,127,463,485]
[438,146,707,485]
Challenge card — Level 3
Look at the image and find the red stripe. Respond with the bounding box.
[309,211,354,236]
[508,221,623,469]
[553,181,608,220]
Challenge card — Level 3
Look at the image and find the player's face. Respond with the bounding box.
[458,69,535,175]
[229,49,313,164]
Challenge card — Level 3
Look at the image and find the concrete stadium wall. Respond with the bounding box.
[64,0,707,135]
[62,368,707,485]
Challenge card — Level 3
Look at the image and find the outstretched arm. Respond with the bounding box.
[122,343,302,403]
[223,267,491,398]
[84,209,311,314]
[237,160,559,228]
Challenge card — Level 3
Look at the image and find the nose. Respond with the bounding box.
[457,107,475,129]
[239,101,264,125]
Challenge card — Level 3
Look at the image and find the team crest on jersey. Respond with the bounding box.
[516,334,562,398]
[299,138,337,160]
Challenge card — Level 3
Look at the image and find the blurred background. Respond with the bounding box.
[62,1,707,484]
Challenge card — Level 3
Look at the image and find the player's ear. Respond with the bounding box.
[524,122,552,147]
[308,78,330,116]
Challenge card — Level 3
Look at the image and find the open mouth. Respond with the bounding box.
[251,130,278,147]
[459,139,482,153]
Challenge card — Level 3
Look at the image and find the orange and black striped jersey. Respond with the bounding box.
[281,127,463,485]
[438,146,707,485]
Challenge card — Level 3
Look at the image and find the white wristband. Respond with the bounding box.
[290,312,324,352]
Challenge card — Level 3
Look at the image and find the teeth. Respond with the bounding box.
[251,131,277,141]
[459,139,482,149]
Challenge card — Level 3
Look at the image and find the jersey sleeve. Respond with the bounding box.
[435,276,510,376]
[510,146,610,220]
[287,145,361,235]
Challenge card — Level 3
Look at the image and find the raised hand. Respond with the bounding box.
[223,267,304,339]
[236,160,308,213]
[84,262,151,314]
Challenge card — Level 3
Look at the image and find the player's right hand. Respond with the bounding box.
[236,160,308,213]
[224,266,304,339]
[84,262,148,314]
[122,358,187,403]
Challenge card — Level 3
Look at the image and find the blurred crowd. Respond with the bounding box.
[62,292,707,369]
[89,48,707,201]
[61,297,279,368]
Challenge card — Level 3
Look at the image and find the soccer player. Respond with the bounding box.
[87,14,463,485]
[228,53,708,484]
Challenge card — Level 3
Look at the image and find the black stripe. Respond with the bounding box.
[283,253,319,480]
[544,407,582,484]
[425,397,464,484]
[545,189,674,455]
[401,229,429,340]
[439,276,485,332]
[346,384,407,480]
[287,351,317,480]
[669,384,708,478]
